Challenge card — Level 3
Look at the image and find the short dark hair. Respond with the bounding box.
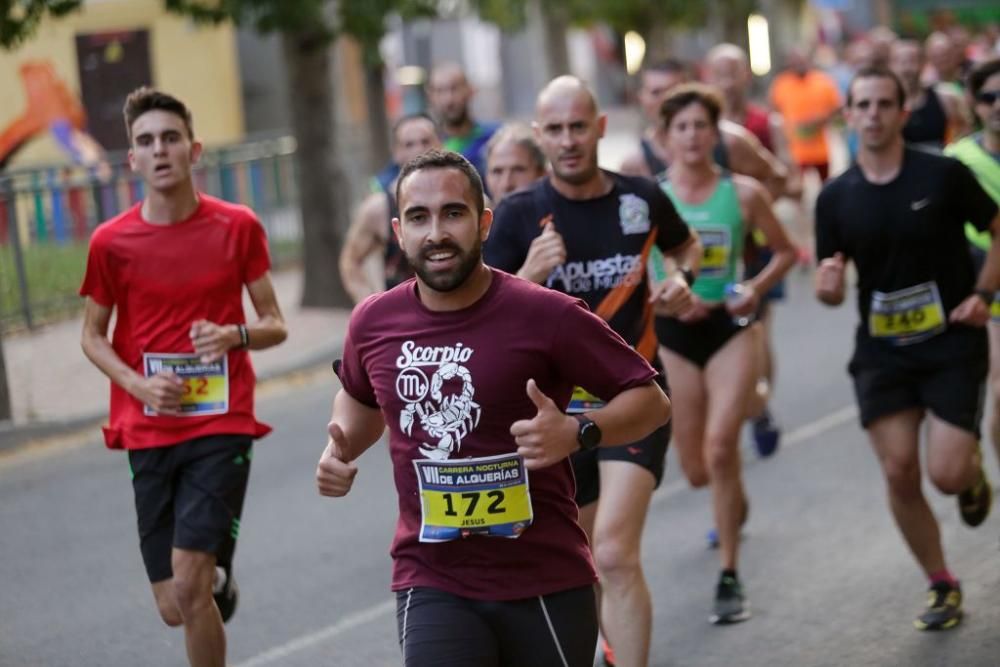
[396,149,485,216]
[641,58,690,79]
[968,57,1000,97]
[391,112,440,144]
[659,83,723,130]
[847,66,906,108]
[485,122,546,173]
[123,87,194,142]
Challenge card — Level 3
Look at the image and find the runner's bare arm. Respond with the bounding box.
[814,254,846,306]
[328,388,386,462]
[516,222,567,284]
[722,123,788,200]
[663,233,702,278]
[511,379,670,470]
[736,176,797,296]
[339,193,390,304]
[80,297,184,414]
[952,213,1000,325]
[189,272,286,362]
[317,389,385,497]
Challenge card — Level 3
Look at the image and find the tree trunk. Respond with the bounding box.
[0,335,10,422]
[282,31,353,308]
[537,0,570,79]
[364,60,391,173]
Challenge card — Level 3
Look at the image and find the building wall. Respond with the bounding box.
[0,0,243,167]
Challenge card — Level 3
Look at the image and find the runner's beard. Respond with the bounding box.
[409,238,483,293]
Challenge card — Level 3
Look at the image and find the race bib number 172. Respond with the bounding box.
[413,453,533,543]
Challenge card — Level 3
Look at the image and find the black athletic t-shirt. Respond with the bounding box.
[485,171,691,362]
[816,148,997,363]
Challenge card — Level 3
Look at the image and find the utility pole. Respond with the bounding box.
[0,333,11,422]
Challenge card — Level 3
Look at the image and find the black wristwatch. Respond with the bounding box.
[574,414,602,451]
[679,266,695,287]
[974,288,994,307]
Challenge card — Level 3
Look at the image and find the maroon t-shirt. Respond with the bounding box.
[338,269,657,600]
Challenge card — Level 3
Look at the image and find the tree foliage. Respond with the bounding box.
[0,0,82,49]
[564,0,707,37]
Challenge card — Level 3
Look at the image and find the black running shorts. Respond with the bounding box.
[655,307,750,369]
[395,585,598,667]
[571,423,670,507]
[850,356,987,437]
[128,434,253,582]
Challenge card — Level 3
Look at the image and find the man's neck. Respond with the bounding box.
[548,168,613,201]
[444,117,475,139]
[724,95,747,120]
[417,263,493,312]
[982,129,1000,155]
[906,83,926,107]
[141,181,200,224]
[857,138,905,184]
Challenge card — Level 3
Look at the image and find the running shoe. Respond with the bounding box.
[599,637,616,667]
[710,573,750,625]
[751,409,781,458]
[213,565,239,623]
[913,581,963,631]
[958,466,992,528]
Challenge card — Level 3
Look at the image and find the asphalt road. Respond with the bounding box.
[3,271,1000,667]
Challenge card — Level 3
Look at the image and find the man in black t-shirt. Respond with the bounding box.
[815,67,1000,632]
[486,76,702,667]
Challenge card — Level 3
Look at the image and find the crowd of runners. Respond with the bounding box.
[77,21,1000,667]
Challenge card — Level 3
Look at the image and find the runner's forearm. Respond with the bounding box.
[588,382,670,448]
[330,388,386,461]
[81,329,147,397]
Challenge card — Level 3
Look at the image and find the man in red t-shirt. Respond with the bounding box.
[79,87,287,667]
[316,149,671,666]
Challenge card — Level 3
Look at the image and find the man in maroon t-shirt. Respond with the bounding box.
[316,150,671,667]
[80,88,287,667]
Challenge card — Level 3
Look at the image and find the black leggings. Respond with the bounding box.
[395,585,598,667]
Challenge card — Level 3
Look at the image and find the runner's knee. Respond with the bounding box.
[152,586,183,627]
[704,434,739,477]
[927,459,973,495]
[591,537,642,586]
[882,457,922,497]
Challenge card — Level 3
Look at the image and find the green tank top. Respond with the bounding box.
[661,176,744,302]
[944,135,1000,251]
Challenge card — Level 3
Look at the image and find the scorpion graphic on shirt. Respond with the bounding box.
[400,362,482,460]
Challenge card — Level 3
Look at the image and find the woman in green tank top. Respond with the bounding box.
[652,84,797,625]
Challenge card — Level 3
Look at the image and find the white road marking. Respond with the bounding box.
[233,599,396,667]
[233,405,859,666]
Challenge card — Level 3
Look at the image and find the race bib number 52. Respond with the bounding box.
[413,453,533,543]
[143,353,229,416]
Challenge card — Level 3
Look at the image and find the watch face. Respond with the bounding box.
[579,419,601,449]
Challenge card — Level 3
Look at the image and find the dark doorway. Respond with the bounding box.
[75,29,153,151]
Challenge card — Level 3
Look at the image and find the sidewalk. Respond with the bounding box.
[0,269,351,450]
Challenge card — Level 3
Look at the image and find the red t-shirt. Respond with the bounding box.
[742,104,773,152]
[338,269,658,600]
[79,194,272,450]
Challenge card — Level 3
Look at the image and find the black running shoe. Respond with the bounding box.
[913,581,962,631]
[213,565,239,623]
[710,573,751,625]
[958,466,992,528]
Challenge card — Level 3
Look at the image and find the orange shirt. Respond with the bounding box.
[769,70,842,166]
